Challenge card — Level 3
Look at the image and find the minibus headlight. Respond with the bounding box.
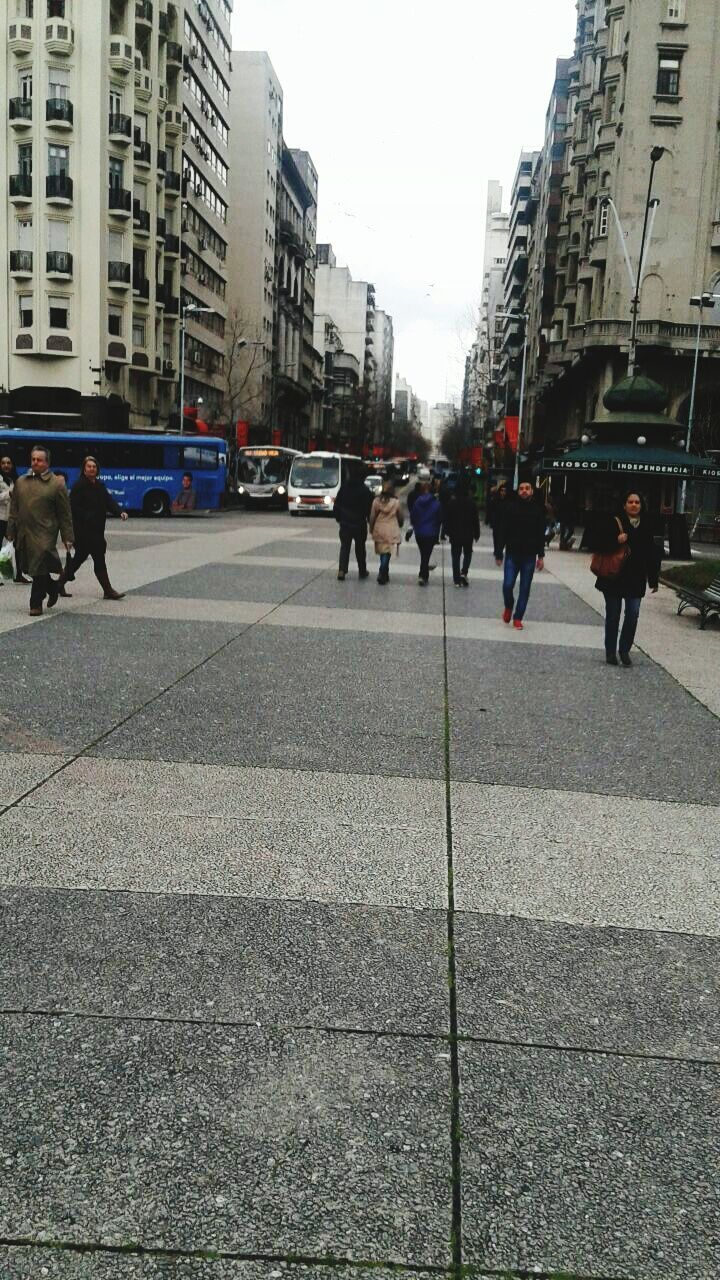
[277,485,286,495]
[323,494,333,506]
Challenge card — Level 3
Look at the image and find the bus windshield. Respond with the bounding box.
[290,457,340,489]
[239,452,288,485]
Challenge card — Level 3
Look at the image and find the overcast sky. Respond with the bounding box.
[231,1,577,410]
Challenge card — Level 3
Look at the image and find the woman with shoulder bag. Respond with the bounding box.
[591,490,659,667]
[369,479,403,584]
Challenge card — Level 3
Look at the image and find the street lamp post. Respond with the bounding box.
[602,146,665,376]
[495,309,529,490]
[679,291,719,514]
[179,303,214,435]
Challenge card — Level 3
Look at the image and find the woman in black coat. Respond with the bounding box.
[64,456,128,599]
[594,491,659,667]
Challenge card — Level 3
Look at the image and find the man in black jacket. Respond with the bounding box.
[334,463,373,580]
[444,477,481,586]
[496,479,546,629]
[63,455,128,599]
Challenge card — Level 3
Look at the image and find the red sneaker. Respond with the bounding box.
[513,619,524,630]
[502,607,512,624]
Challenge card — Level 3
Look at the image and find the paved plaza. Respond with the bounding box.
[0,511,719,1280]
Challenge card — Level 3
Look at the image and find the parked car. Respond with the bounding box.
[365,474,383,495]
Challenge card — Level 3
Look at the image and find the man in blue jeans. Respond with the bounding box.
[495,479,546,630]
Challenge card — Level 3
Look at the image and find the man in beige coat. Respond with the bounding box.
[7,445,74,616]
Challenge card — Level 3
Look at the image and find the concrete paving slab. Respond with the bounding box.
[74,597,272,626]
[0,615,241,754]
[451,779,720,856]
[102,533,184,551]
[0,751,71,805]
[0,1255,419,1280]
[460,1041,720,1278]
[455,912,720,1059]
[28,757,447,830]
[134,563,321,602]
[442,582,599,624]
[0,888,450,1035]
[453,832,719,935]
[0,1017,452,1266]
[1,809,448,909]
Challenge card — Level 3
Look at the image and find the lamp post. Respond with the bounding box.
[495,309,529,491]
[179,303,214,435]
[602,146,665,376]
[678,291,719,514]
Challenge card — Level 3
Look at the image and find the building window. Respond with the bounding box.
[108,304,123,336]
[666,0,686,20]
[48,67,69,100]
[108,229,124,259]
[18,71,32,101]
[132,315,146,347]
[48,0,66,15]
[657,56,681,96]
[47,218,68,250]
[16,217,32,248]
[18,293,33,327]
[49,295,69,328]
[48,143,69,177]
[604,84,618,123]
[18,142,32,176]
[109,156,124,189]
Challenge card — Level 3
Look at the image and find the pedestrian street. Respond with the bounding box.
[0,511,719,1280]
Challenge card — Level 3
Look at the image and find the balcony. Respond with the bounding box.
[135,0,153,26]
[46,173,73,203]
[164,232,180,255]
[109,186,132,216]
[9,174,32,202]
[132,272,150,299]
[135,64,153,100]
[109,112,132,142]
[108,260,131,287]
[167,40,182,67]
[9,97,32,127]
[156,282,168,306]
[133,202,151,234]
[45,19,74,54]
[589,235,608,267]
[165,170,181,194]
[134,139,151,167]
[165,107,183,135]
[47,250,73,278]
[157,149,167,172]
[46,97,74,127]
[159,9,169,36]
[109,37,134,73]
[157,82,167,109]
[165,295,179,316]
[156,216,166,240]
[9,250,33,276]
[161,359,176,378]
[8,20,34,54]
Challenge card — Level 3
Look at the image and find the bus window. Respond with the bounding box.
[181,445,218,470]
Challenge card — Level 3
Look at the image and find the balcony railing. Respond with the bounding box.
[46,173,73,200]
[46,97,73,124]
[165,295,179,315]
[132,273,150,299]
[10,173,32,198]
[162,359,176,377]
[108,260,131,284]
[109,112,132,139]
[156,217,166,239]
[156,282,168,305]
[109,186,132,212]
[135,0,153,22]
[9,249,33,273]
[47,250,73,275]
[134,140,151,165]
[164,233,180,254]
[165,169,181,192]
[166,40,182,64]
[159,9,169,35]
[133,207,151,232]
[157,149,167,171]
[9,97,32,123]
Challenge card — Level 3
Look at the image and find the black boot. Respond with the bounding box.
[95,565,124,600]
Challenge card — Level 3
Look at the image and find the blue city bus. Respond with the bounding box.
[0,430,227,515]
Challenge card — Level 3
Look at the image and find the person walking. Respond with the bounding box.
[444,476,481,587]
[369,479,403,584]
[6,445,74,616]
[0,456,30,583]
[63,455,128,599]
[592,491,659,667]
[334,462,372,580]
[488,481,509,560]
[410,481,443,585]
[496,479,545,629]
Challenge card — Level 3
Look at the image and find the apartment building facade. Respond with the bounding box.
[313,244,378,444]
[276,144,319,446]
[475,180,510,433]
[527,0,720,445]
[498,152,538,421]
[0,0,231,432]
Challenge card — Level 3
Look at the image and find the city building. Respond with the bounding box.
[393,373,413,426]
[429,401,455,450]
[313,244,378,445]
[526,0,720,456]
[276,144,318,446]
[468,181,510,436]
[226,51,283,434]
[371,307,394,442]
[0,0,232,433]
[497,151,539,423]
[179,0,233,423]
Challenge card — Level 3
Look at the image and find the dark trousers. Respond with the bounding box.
[503,553,536,620]
[559,521,575,548]
[338,525,367,575]
[416,535,436,580]
[378,551,391,581]
[30,574,53,608]
[492,527,504,560]
[604,595,641,656]
[66,536,112,591]
[450,539,473,583]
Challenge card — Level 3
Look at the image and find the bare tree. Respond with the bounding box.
[220,308,268,428]
[440,408,471,465]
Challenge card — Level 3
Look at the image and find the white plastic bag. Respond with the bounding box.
[0,543,13,579]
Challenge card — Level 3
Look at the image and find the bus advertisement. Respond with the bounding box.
[0,430,227,515]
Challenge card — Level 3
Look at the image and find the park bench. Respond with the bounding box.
[674,573,720,629]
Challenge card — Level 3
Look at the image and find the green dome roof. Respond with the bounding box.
[603,374,669,414]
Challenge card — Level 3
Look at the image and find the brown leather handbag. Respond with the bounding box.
[590,517,629,578]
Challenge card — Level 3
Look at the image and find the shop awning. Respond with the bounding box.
[542,442,720,481]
